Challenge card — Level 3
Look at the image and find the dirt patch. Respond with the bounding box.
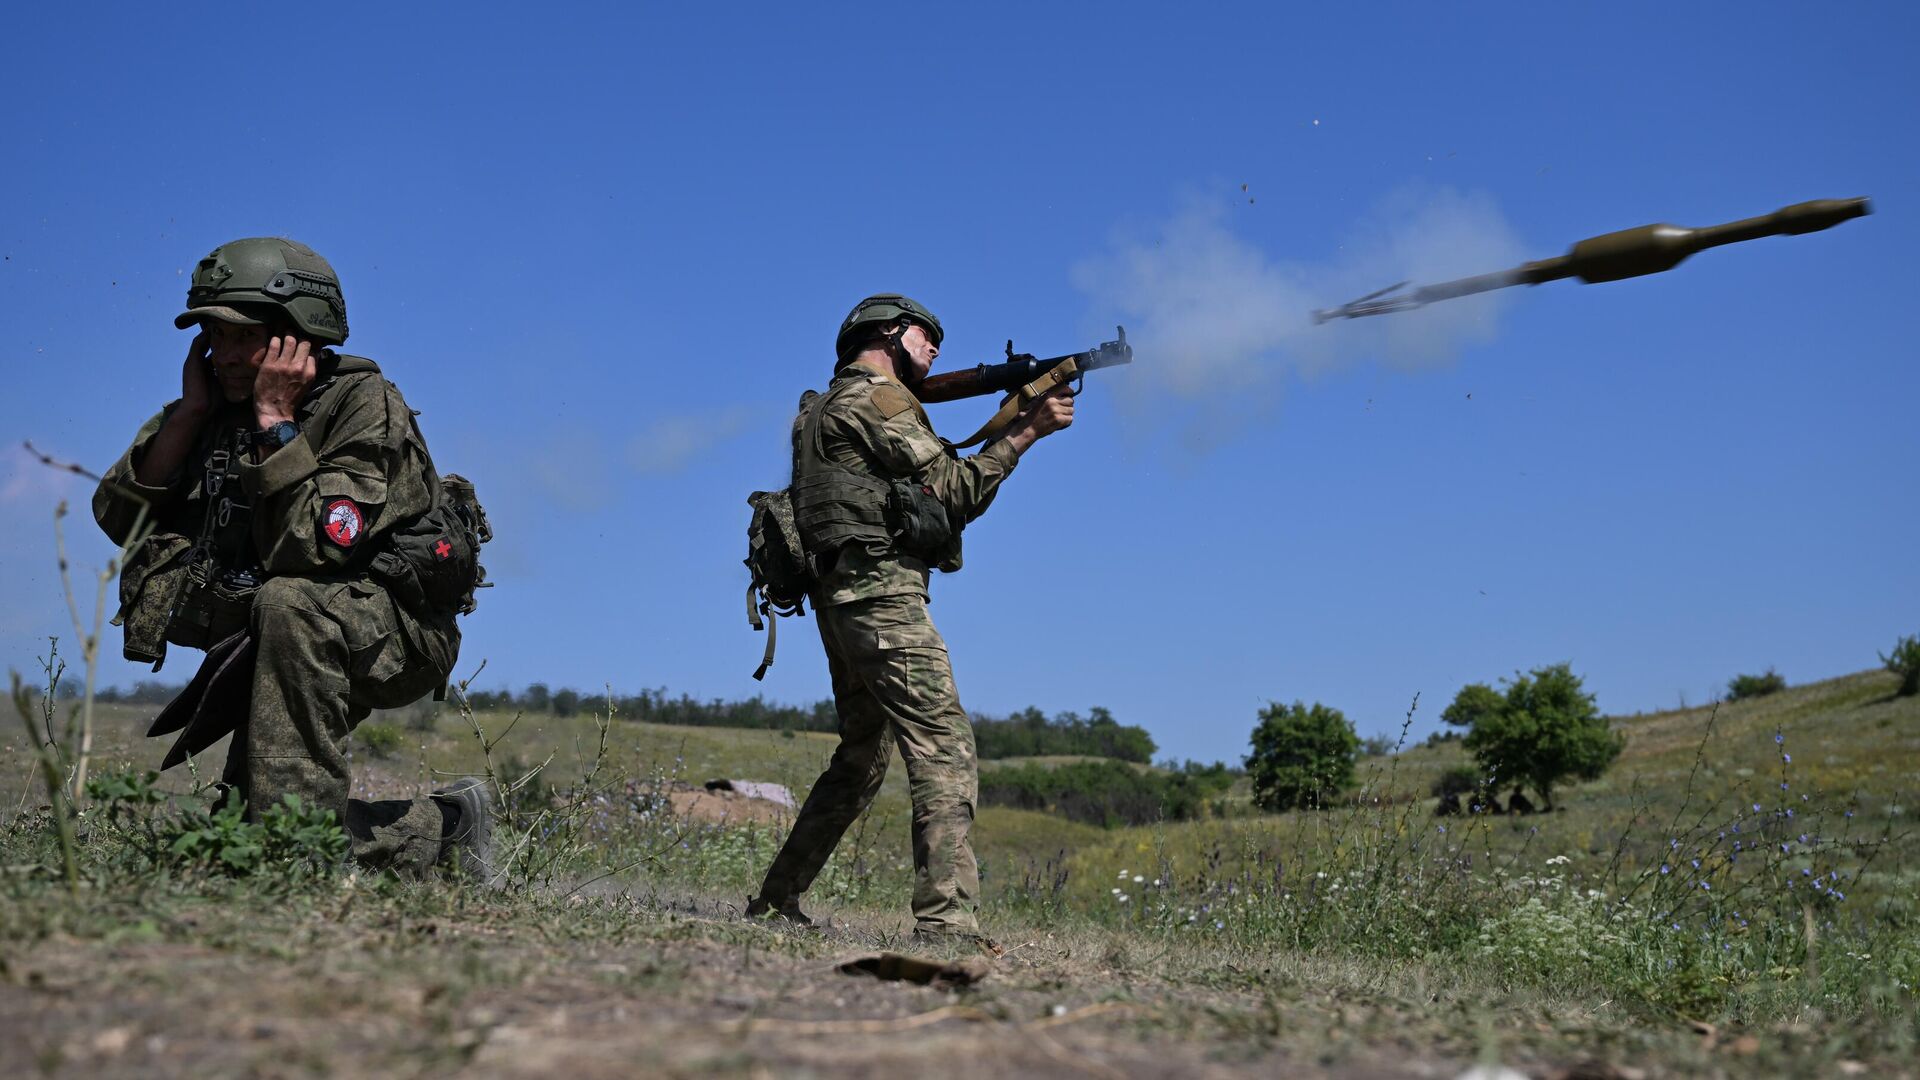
[666,781,793,826]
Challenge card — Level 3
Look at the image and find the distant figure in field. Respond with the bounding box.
[745,295,1074,947]
[93,237,492,880]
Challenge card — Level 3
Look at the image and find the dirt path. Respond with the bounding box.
[1,890,1505,1080]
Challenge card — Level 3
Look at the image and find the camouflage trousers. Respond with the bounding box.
[221,574,457,877]
[756,593,980,933]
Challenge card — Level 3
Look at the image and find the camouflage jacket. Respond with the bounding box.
[94,354,442,660]
[798,366,1021,608]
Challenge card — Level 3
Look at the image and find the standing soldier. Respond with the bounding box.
[94,237,491,879]
[747,294,1074,945]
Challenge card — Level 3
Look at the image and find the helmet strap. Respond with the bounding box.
[881,322,919,386]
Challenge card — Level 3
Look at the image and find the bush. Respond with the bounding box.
[1244,701,1358,812]
[1882,634,1920,697]
[979,759,1231,827]
[162,794,348,877]
[1726,668,1788,701]
[1430,764,1481,800]
[1457,663,1623,810]
[356,721,404,759]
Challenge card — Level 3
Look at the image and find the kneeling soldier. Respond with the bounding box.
[94,237,490,879]
[748,294,1074,943]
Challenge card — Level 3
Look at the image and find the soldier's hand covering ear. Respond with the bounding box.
[254,335,316,430]
[180,330,215,418]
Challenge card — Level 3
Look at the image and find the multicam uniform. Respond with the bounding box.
[95,354,460,875]
[755,365,1020,934]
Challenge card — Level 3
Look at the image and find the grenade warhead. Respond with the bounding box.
[1312,197,1872,323]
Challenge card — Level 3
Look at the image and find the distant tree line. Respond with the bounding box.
[418,685,1162,763]
[970,706,1156,763]
[89,681,184,705]
[978,758,1234,828]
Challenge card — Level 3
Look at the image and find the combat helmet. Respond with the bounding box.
[835,293,942,360]
[175,237,349,345]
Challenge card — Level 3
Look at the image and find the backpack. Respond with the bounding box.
[372,471,493,618]
[744,486,813,680]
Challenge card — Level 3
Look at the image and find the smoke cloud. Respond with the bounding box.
[1073,187,1530,419]
[625,404,759,475]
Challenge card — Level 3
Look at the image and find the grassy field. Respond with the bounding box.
[3,667,1916,1077]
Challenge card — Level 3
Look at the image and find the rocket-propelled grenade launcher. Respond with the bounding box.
[916,326,1133,404]
[914,327,1132,450]
[1311,197,1872,323]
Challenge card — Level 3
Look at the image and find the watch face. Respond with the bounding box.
[263,421,299,447]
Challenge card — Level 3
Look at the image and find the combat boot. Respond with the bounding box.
[744,894,815,928]
[431,777,496,886]
[910,927,1004,958]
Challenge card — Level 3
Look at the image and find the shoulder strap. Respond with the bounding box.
[295,354,385,452]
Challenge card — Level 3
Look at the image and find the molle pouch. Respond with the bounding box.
[885,478,955,563]
[116,534,195,667]
[166,565,260,654]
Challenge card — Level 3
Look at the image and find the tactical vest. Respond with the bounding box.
[788,381,892,566]
[788,376,961,574]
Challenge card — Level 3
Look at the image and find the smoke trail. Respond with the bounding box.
[1073,187,1529,412]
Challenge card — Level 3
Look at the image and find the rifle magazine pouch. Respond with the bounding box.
[117,533,195,666]
[885,479,955,564]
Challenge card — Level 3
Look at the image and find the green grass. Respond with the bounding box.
[4,666,1916,1076]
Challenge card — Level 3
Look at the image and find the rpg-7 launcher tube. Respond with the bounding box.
[917,327,1132,404]
[917,353,1084,404]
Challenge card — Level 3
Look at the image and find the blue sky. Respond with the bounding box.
[3,3,1914,765]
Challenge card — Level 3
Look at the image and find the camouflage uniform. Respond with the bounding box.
[756,366,1020,934]
[95,354,460,876]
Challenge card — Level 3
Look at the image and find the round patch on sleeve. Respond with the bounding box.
[322,498,365,547]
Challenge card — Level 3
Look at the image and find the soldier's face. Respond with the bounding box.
[898,322,939,383]
[205,319,271,402]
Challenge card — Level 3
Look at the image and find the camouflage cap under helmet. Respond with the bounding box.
[835,293,942,360]
[174,237,349,345]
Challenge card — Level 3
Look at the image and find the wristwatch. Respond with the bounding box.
[255,420,301,450]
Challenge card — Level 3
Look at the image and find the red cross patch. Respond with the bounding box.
[434,538,452,560]
[322,498,364,548]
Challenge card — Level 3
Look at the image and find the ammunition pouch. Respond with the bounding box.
[167,562,262,655]
[115,533,195,668]
[884,478,958,569]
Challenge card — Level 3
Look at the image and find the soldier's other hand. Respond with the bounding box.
[1024,386,1075,438]
[1002,386,1075,454]
[254,335,316,427]
[180,330,215,417]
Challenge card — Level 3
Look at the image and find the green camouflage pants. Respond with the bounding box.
[756,593,980,933]
[227,574,456,877]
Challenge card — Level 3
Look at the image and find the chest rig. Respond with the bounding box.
[788,375,959,575]
[167,420,267,650]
